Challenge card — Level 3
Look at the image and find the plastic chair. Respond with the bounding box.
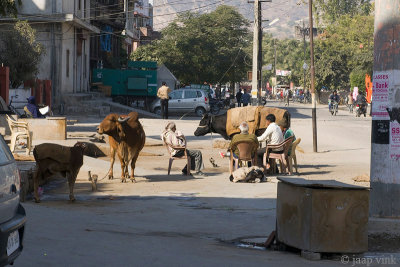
[263,136,294,175]
[229,140,258,174]
[288,138,301,174]
[6,115,32,155]
[162,136,191,175]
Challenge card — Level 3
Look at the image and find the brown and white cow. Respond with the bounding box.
[97,112,146,183]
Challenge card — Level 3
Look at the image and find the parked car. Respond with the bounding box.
[151,89,210,117]
[0,135,26,266]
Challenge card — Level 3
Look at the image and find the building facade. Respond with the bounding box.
[0,0,100,107]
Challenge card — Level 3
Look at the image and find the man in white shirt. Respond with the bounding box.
[257,114,284,169]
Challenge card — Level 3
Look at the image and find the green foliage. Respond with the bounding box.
[0,0,21,17]
[131,5,251,84]
[0,21,44,88]
[314,0,371,24]
[313,14,373,91]
[350,68,366,93]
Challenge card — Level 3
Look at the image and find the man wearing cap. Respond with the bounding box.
[161,122,206,176]
[157,81,172,119]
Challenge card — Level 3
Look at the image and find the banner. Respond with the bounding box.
[276,70,292,76]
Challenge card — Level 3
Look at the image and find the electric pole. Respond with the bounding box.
[309,0,317,152]
[250,0,271,105]
[370,0,400,217]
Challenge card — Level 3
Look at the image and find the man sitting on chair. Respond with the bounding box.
[220,122,258,159]
[161,122,206,176]
[278,120,296,156]
[257,114,284,169]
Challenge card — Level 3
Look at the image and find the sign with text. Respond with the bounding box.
[372,72,390,120]
[390,121,400,160]
[276,70,292,76]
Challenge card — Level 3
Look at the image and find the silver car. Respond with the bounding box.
[0,135,26,266]
[152,89,210,117]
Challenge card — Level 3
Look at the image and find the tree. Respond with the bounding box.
[131,5,251,85]
[0,0,21,17]
[313,0,371,24]
[0,21,44,88]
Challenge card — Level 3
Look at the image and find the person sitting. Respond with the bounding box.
[220,122,258,159]
[25,96,44,118]
[278,120,296,156]
[257,114,284,169]
[161,122,206,176]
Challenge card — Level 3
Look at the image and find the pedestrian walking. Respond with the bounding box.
[157,81,172,119]
[241,90,251,107]
[347,91,354,113]
[236,89,243,107]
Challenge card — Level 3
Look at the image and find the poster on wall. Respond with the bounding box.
[390,121,400,160]
[372,72,390,120]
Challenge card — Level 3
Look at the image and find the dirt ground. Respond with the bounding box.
[15,101,394,267]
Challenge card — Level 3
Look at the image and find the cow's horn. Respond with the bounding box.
[118,116,130,123]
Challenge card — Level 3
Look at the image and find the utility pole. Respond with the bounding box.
[370,0,400,217]
[250,0,271,105]
[302,20,307,98]
[309,0,317,152]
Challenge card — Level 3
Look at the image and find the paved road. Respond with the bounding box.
[16,102,373,266]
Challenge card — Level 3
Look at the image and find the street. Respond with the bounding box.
[15,101,374,266]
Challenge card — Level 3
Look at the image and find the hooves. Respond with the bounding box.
[69,195,76,202]
[108,175,113,180]
[34,197,41,203]
[120,177,136,183]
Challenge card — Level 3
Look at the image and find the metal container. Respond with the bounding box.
[276,177,369,253]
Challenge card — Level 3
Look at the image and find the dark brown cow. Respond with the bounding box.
[97,112,146,183]
[33,142,87,203]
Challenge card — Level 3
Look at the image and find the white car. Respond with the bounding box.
[0,135,26,266]
[152,89,211,117]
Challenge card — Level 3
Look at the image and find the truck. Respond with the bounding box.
[92,61,158,110]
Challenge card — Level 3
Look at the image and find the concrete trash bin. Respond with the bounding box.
[276,177,369,253]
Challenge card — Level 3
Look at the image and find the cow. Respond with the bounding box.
[194,107,291,140]
[33,142,87,203]
[97,112,146,183]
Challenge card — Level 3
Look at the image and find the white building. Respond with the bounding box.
[0,0,100,106]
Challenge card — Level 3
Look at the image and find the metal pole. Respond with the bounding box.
[303,20,306,98]
[257,1,263,105]
[309,0,317,152]
[251,0,260,104]
[370,0,400,217]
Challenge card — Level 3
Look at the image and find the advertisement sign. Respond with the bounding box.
[390,121,400,160]
[276,70,292,76]
[372,72,390,120]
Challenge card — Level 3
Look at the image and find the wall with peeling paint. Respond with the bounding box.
[370,0,400,217]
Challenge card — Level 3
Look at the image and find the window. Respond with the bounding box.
[66,50,70,77]
[78,0,81,10]
[170,91,183,99]
[197,91,203,97]
[184,90,197,99]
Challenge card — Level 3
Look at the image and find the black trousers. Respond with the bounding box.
[160,99,169,119]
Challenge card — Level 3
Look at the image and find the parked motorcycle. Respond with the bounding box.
[209,98,224,115]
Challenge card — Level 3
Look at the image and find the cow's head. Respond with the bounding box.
[97,114,131,140]
[74,142,87,152]
[194,113,211,137]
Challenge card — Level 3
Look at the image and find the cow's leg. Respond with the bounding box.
[109,146,116,180]
[129,153,140,183]
[33,168,42,203]
[117,152,127,183]
[67,172,76,202]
